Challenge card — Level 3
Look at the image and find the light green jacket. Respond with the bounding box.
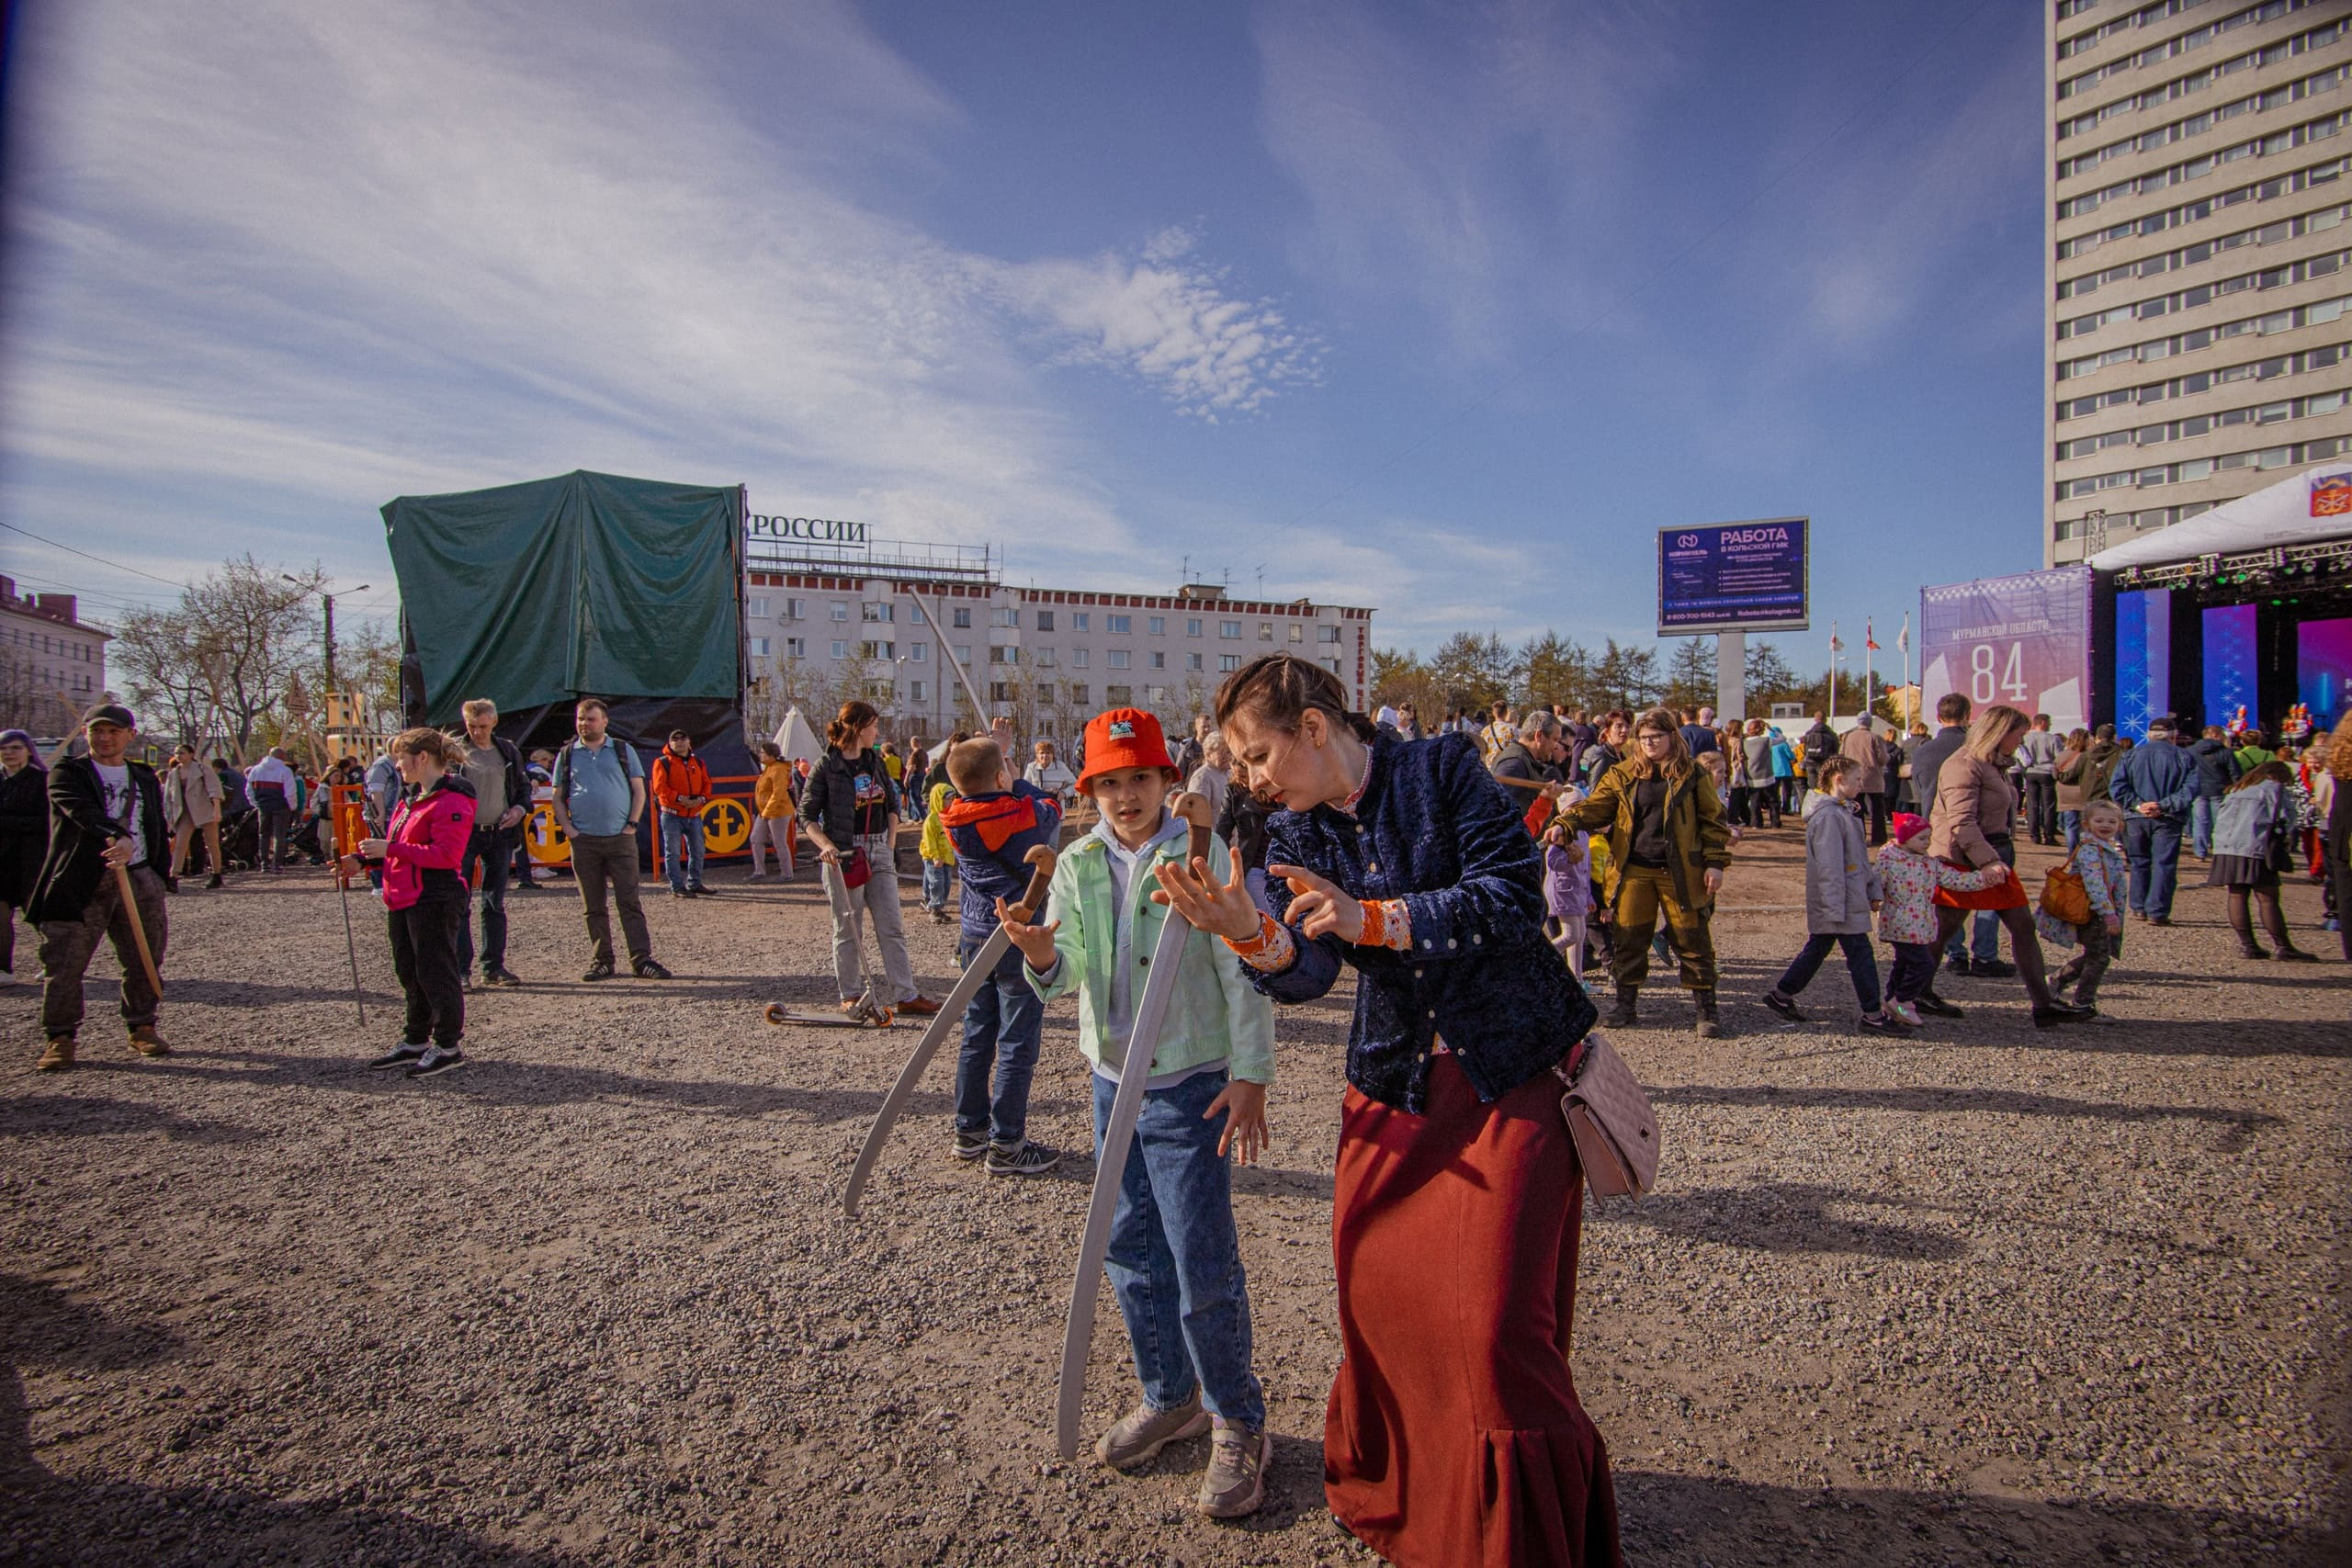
[1026,828,1275,1085]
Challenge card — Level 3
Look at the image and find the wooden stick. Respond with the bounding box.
[112,862,164,998]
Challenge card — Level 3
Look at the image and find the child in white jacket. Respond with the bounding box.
[1762,758,1902,1032]
[1874,810,1996,1026]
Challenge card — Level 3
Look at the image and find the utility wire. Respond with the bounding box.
[0,519,192,589]
[1266,0,2001,542]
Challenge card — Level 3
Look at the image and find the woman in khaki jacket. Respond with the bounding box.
[1928,705,2090,1027]
[163,742,225,890]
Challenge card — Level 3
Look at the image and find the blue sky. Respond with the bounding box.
[0,0,2045,674]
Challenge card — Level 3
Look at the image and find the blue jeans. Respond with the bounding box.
[455,825,513,976]
[1090,1066,1264,1429]
[1943,838,2012,966]
[661,810,706,892]
[2061,810,2083,853]
[1772,931,1882,1015]
[955,941,1045,1145]
[921,859,953,913]
[2123,814,2184,919]
[2190,795,2218,859]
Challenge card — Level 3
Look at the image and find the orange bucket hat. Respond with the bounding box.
[1075,707,1179,794]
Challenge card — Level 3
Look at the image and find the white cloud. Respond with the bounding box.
[0,0,1317,604]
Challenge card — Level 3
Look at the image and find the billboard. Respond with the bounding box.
[1657,517,1809,635]
[1919,567,2092,736]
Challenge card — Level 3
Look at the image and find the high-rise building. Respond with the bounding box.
[2046,0,2352,565]
[738,523,1374,744]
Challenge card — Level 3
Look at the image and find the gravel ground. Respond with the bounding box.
[1,829,2345,1567]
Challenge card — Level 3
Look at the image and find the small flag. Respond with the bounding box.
[1896,615,1910,654]
[1865,620,1880,652]
[1829,622,1842,653]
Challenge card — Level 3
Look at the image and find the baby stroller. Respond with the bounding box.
[217,809,262,873]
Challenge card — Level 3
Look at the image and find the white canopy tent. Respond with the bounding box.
[2087,461,2352,572]
[771,707,824,762]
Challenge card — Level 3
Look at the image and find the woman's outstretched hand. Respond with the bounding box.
[1267,863,1364,943]
[1150,852,1261,941]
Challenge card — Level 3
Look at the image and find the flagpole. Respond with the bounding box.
[1863,621,1874,729]
[1828,621,1838,727]
[1900,613,1912,727]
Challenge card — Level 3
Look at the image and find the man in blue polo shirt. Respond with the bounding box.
[551,698,669,982]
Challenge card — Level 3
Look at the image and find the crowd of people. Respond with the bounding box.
[6,660,2349,1562]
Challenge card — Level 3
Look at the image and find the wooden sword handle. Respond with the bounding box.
[1170,789,1214,865]
[1011,845,1057,920]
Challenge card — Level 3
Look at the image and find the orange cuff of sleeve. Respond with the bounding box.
[1359,897,1413,952]
[1225,911,1298,973]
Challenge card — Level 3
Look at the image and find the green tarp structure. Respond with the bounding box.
[384,470,744,728]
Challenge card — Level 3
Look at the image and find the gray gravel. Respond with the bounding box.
[0,830,2344,1566]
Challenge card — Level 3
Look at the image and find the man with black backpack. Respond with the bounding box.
[551,699,669,983]
[456,699,531,987]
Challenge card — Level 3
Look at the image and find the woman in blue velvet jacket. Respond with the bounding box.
[1155,654,1621,1568]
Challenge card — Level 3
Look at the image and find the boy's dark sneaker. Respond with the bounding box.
[1859,1011,1911,1035]
[368,1043,427,1070]
[2032,1002,2094,1029]
[406,1045,466,1077]
[689,885,715,897]
[986,1139,1060,1178]
[482,967,521,988]
[1096,1394,1208,1471]
[633,959,673,980]
[1969,957,2018,979]
[1761,990,1804,1022]
[1914,991,1964,1019]
[953,1131,989,1161]
[582,960,616,982]
[1199,1422,1271,1519]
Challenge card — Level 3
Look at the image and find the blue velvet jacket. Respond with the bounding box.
[1246,731,1598,1112]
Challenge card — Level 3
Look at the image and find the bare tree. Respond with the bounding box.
[183,557,323,761]
[114,604,219,750]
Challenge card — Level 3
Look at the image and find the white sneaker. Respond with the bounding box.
[0,970,16,987]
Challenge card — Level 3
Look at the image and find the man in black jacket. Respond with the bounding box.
[31,705,172,1071]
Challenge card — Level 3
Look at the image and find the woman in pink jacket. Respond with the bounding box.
[339,728,479,1077]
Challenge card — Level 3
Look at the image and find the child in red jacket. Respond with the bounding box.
[341,728,478,1077]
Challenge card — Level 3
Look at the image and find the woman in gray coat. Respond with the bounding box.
[1761,756,1905,1032]
[162,742,224,890]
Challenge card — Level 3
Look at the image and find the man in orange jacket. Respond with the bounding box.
[650,731,714,897]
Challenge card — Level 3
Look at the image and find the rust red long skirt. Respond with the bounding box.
[1326,1055,1623,1568]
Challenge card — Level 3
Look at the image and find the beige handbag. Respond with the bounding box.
[1552,1029,1660,1199]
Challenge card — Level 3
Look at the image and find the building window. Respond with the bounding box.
[1260,622,1274,641]
[1108,649,1131,669]
[991,607,1020,627]
[989,682,1012,703]
[1106,684,1134,705]
[1220,620,1242,639]
[953,607,972,628]
[863,602,894,623]
[954,645,973,666]
[1070,683,1091,705]
[1149,650,1166,669]
[908,604,926,625]
[831,640,850,659]
[747,595,772,618]
[1148,615,1166,636]
[1186,618,1204,637]
[860,641,894,660]
[910,680,926,703]
[748,637,771,658]
[1219,654,1241,672]
[1185,652,1204,671]
[786,637,806,658]
[786,597,807,620]
[1035,610,1055,632]
[989,645,1020,664]
[1107,614,1132,634]
[909,642,927,661]
[831,603,851,622]
[1073,612,1091,632]
[1319,625,1341,643]
[1073,649,1091,669]
[1035,647,1057,667]
[1326,659,1342,675]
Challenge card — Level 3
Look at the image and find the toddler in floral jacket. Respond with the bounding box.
[1875,812,1996,1026]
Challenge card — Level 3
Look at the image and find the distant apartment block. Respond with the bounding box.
[0,575,111,735]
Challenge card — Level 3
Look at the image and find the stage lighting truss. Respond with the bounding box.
[2116,535,2352,592]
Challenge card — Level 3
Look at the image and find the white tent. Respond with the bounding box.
[771,707,824,762]
[2088,460,2352,571]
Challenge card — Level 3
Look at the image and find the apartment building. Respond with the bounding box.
[0,575,111,736]
[2047,0,2352,564]
[740,530,1374,742]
